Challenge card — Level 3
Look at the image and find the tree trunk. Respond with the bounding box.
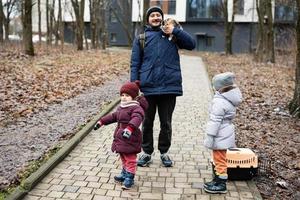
[46,0,51,45]
[4,19,9,41]
[58,0,64,50]
[143,0,150,25]
[49,0,55,45]
[0,0,4,43]
[90,0,99,49]
[99,0,106,50]
[289,0,300,117]
[223,0,234,55]
[71,0,84,50]
[23,0,34,56]
[266,0,275,63]
[254,0,274,63]
[38,0,41,43]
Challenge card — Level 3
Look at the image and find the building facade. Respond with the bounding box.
[129,0,296,53]
[31,0,296,52]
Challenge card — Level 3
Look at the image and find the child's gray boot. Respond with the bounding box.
[204,176,227,194]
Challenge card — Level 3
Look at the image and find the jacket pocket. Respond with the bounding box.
[164,63,182,86]
[139,65,154,87]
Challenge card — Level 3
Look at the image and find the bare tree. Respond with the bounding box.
[255,0,275,63]
[3,0,17,41]
[46,0,51,44]
[289,0,300,117]
[222,0,235,55]
[23,0,34,56]
[143,0,150,25]
[0,0,4,43]
[71,0,85,50]
[89,0,100,49]
[98,0,111,50]
[110,0,132,46]
[38,0,41,43]
[58,0,64,49]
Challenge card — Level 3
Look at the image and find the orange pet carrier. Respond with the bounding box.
[212,148,258,180]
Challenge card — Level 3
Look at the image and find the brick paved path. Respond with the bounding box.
[23,55,261,200]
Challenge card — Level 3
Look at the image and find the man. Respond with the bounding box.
[130,6,195,167]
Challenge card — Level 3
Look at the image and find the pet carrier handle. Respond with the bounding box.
[228,148,240,151]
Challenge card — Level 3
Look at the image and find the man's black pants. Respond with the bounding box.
[142,94,176,155]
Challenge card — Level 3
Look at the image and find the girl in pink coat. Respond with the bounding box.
[94,81,148,190]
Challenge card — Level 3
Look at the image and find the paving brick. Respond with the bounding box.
[76,193,94,200]
[181,194,196,200]
[72,170,85,175]
[163,194,181,200]
[106,190,121,197]
[100,183,115,190]
[60,179,76,185]
[28,188,50,197]
[62,192,79,199]
[77,186,93,194]
[49,178,62,184]
[139,192,162,199]
[85,175,100,182]
[93,195,113,200]
[35,183,51,190]
[39,197,55,200]
[47,191,64,198]
[138,186,152,193]
[84,170,98,176]
[175,182,191,188]
[165,187,183,194]
[63,185,79,193]
[22,195,41,200]
[73,181,88,187]
[210,195,226,200]
[184,188,202,195]
[239,191,254,198]
[195,194,210,200]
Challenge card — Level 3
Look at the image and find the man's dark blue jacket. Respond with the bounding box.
[130,26,196,96]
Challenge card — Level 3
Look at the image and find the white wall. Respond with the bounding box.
[228,0,258,22]
[228,0,274,23]
[31,0,91,33]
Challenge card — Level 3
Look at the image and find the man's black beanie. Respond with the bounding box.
[146,6,164,23]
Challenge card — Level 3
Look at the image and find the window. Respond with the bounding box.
[275,0,297,21]
[187,0,223,20]
[110,33,117,42]
[110,10,118,23]
[150,0,176,15]
[196,34,215,51]
[234,0,244,15]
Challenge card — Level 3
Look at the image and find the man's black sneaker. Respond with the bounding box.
[160,153,173,167]
[137,153,152,167]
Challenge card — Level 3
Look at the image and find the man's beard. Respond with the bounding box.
[151,20,162,30]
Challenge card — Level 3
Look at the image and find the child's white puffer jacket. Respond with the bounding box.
[204,87,242,150]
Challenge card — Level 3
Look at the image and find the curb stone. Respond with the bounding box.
[6,98,120,200]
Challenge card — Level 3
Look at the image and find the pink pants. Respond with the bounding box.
[120,153,137,174]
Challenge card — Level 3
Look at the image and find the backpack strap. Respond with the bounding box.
[138,32,145,50]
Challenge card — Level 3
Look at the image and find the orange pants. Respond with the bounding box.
[213,150,227,176]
